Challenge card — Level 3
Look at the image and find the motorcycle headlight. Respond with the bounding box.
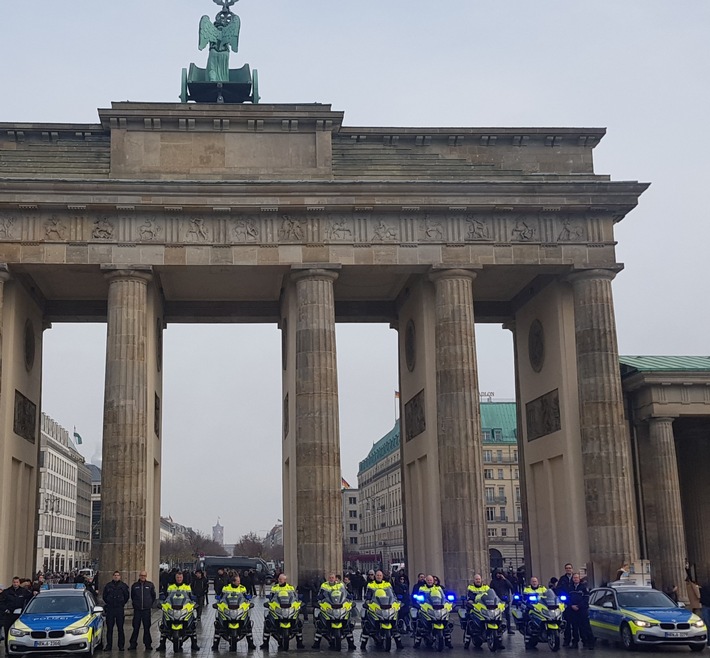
[67,626,90,636]
[9,628,29,637]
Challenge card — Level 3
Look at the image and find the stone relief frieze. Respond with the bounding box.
[526,388,561,441]
[186,217,210,242]
[404,389,426,441]
[279,215,304,242]
[44,215,67,240]
[14,389,37,444]
[92,217,114,240]
[372,220,398,242]
[139,217,162,241]
[0,214,17,239]
[233,217,260,242]
[326,219,352,241]
[465,216,491,241]
[511,218,536,241]
[423,218,444,241]
[557,218,585,242]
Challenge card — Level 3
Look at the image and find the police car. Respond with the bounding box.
[7,585,104,656]
[588,583,707,651]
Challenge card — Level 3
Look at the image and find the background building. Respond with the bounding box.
[357,401,524,576]
[357,422,405,574]
[212,519,224,546]
[88,464,102,567]
[341,478,359,569]
[36,414,91,574]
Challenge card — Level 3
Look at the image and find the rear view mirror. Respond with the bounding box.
[93,606,104,614]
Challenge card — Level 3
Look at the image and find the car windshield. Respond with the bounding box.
[616,590,675,608]
[25,595,89,614]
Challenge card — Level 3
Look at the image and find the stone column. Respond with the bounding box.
[292,268,342,585]
[430,269,488,594]
[568,269,639,585]
[647,416,687,595]
[0,264,9,401]
[100,267,152,587]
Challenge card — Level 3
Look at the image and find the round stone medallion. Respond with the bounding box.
[528,319,545,373]
[24,319,35,372]
[405,319,416,372]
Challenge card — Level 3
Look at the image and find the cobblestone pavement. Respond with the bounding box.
[94,595,702,658]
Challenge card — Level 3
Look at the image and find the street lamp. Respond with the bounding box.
[44,493,61,574]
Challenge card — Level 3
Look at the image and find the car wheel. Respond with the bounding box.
[620,624,635,651]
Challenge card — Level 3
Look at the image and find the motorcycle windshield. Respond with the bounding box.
[276,591,296,606]
[480,592,500,608]
[166,592,189,607]
[224,593,245,608]
[542,591,560,608]
[374,588,395,607]
[326,589,347,605]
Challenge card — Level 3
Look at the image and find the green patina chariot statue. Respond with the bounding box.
[181,0,259,104]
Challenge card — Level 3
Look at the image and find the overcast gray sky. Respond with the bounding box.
[1,1,708,544]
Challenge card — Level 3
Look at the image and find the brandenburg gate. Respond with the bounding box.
[0,97,648,590]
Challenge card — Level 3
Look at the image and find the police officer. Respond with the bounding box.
[312,573,356,650]
[128,570,156,651]
[213,574,255,651]
[1,577,32,651]
[361,570,404,651]
[564,573,594,649]
[521,577,547,640]
[413,575,452,649]
[466,574,490,600]
[158,572,199,652]
[261,574,304,650]
[102,571,130,651]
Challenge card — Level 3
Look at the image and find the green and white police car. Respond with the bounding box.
[7,585,104,656]
[588,584,707,651]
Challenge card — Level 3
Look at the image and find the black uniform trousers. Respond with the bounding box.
[105,608,126,649]
[130,609,153,648]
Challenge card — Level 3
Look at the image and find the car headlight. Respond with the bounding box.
[693,620,706,629]
[634,620,655,628]
[67,626,90,636]
[9,628,29,637]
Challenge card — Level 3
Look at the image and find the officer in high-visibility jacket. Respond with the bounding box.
[312,573,356,650]
[261,574,305,650]
[213,574,256,651]
[158,572,199,652]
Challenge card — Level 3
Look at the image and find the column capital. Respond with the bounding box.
[648,416,678,425]
[428,267,480,283]
[101,265,153,284]
[502,320,516,333]
[290,265,340,284]
[567,266,623,285]
[0,263,10,282]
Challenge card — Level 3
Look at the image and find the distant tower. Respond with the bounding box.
[212,518,224,546]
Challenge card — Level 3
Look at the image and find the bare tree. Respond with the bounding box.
[232,532,265,557]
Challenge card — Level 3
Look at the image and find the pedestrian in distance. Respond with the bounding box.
[128,570,156,651]
[102,570,130,651]
[489,569,516,635]
[1,577,33,652]
[190,570,208,620]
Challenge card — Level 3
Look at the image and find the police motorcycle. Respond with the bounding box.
[314,587,356,651]
[213,589,255,652]
[459,590,506,652]
[361,587,402,652]
[412,589,456,652]
[264,588,303,651]
[159,589,199,653]
[512,590,566,651]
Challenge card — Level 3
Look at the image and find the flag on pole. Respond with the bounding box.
[73,427,83,445]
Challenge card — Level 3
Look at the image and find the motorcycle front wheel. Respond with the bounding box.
[435,632,444,653]
[487,630,501,653]
[172,630,181,653]
[280,629,290,652]
[383,629,392,652]
[547,629,560,652]
[229,631,238,653]
[332,629,342,652]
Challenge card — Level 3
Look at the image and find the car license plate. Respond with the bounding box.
[35,640,61,647]
[665,632,685,638]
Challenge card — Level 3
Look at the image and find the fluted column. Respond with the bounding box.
[0,265,9,402]
[100,267,152,586]
[292,268,342,585]
[430,269,488,594]
[568,269,639,584]
[648,416,687,595]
